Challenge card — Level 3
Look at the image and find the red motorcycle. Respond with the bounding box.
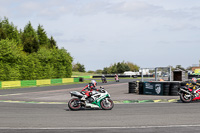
[115,76,119,82]
[178,83,200,103]
[115,75,119,82]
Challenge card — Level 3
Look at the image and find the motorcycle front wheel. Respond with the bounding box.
[68,98,81,111]
[101,98,114,110]
[180,92,193,103]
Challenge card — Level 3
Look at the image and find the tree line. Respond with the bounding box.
[102,61,140,74]
[0,17,72,81]
[74,61,140,74]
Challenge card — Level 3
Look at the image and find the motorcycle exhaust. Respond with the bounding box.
[179,88,192,95]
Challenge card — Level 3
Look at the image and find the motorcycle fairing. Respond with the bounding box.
[70,91,83,98]
[91,94,110,107]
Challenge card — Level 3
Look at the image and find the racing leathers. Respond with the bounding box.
[80,83,101,101]
[191,82,200,94]
[115,74,119,80]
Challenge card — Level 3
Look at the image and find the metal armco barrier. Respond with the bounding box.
[92,75,153,78]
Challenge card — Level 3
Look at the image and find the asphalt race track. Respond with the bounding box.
[1,103,200,133]
[1,79,200,133]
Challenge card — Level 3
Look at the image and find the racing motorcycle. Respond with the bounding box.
[178,83,200,103]
[68,88,114,111]
[101,77,107,83]
[115,76,119,82]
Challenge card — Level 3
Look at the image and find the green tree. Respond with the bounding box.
[77,63,86,72]
[95,69,103,74]
[0,18,73,81]
[0,39,23,81]
[21,22,39,53]
[102,61,139,74]
[109,62,130,74]
[36,48,73,78]
[37,24,49,48]
[88,70,95,73]
[72,63,79,71]
[115,62,130,73]
[111,63,117,73]
[0,18,6,40]
[72,62,85,72]
[49,36,57,49]
[0,17,21,45]
[126,62,140,71]
[19,48,73,80]
[19,54,41,80]
[102,67,111,74]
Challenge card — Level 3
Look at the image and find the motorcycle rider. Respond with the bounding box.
[191,77,199,95]
[101,75,106,83]
[115,74,119,80]
[80,80,102,101]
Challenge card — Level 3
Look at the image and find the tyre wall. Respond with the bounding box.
[137,81,188,96]
[128,82,137,93]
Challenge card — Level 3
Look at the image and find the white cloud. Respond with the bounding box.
[109,1,162,15]
[20,1,41,10]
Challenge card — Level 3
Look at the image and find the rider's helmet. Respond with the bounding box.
[192,77,197,83]
[91,80,97,87]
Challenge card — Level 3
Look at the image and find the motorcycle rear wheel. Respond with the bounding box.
[180,92,192,103]
[68,98,81,111]
[101,98,114,110]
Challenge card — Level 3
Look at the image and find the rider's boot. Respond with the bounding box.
[192,89,196,94]
[81,95,87,101]
[81,95,91,107]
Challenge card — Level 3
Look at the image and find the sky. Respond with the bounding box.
[1,0,200,71]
